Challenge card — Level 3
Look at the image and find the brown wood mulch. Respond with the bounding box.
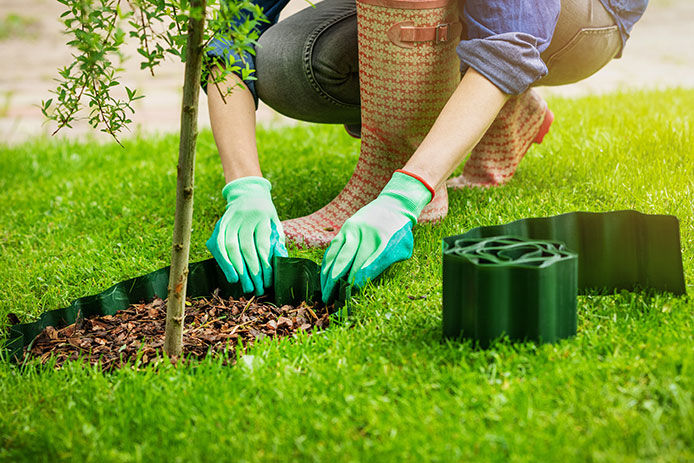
[22,291,330,371]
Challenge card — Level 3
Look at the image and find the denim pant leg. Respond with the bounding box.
[255,0,361,124]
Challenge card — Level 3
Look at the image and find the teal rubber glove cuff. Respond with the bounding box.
[320,171,432,303]
[206,176,288,296]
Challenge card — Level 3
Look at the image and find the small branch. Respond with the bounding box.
[210,64,228,105]
[171,2,183,36]
[102,0,121,45]
[51,81,88,136]
[91,75,124,147]
[201,33,217,51]
[140,7,155,77]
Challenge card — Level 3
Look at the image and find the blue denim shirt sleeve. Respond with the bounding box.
[599,0,648,46]
[205,0,291,106]
[456,0,561,95]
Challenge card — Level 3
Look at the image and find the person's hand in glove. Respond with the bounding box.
[320,170,434,303]
[207,176,288,296]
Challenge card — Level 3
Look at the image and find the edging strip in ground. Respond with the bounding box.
[3,210,685,360]
[3,257,351,361]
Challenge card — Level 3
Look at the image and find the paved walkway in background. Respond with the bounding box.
[0,0,692,144]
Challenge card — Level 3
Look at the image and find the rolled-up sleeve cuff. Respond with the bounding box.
[456,32,548,95]
[203,37,259,108]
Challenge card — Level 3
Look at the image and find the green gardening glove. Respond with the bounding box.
[206,176,288,296]
[320,171,433,303]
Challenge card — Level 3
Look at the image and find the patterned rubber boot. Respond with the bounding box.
[447,89,554,188]
[282,0,462,248]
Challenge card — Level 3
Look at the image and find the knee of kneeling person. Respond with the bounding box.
[309,20,360,107]
[255,25,360,123]
[254,27,294,99]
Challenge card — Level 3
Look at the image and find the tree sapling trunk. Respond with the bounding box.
[164,0,207,357]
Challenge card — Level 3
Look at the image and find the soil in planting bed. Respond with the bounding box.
[22,291,331,370]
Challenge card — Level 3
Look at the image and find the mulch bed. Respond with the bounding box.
[22,291,330,371]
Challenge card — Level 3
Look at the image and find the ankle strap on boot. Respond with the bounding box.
[388,20,462,48]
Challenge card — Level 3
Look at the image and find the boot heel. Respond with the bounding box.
[533,108,554,145]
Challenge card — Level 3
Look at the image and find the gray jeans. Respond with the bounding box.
[254,0,621,124]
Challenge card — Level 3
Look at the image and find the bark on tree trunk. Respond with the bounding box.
[164,0,207,357]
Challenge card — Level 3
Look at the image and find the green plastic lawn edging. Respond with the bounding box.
[3,256,352,361]
[3,210,686,360]
[442,210,686,347]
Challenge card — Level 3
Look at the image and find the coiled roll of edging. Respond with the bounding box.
[442,211,686,347]
[443,236,578,346]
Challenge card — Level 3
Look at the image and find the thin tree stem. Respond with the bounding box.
[140,8,155,77]
[163,0,207,357]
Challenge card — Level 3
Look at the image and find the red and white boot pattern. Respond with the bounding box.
[282,0,460,248]
[447,88,554,188]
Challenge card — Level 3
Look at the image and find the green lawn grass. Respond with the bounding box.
[0,89,692,462]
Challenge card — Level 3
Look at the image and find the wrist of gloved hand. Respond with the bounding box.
[207,176,287,296]
[320,170,433,303]
[222,176,271,203]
